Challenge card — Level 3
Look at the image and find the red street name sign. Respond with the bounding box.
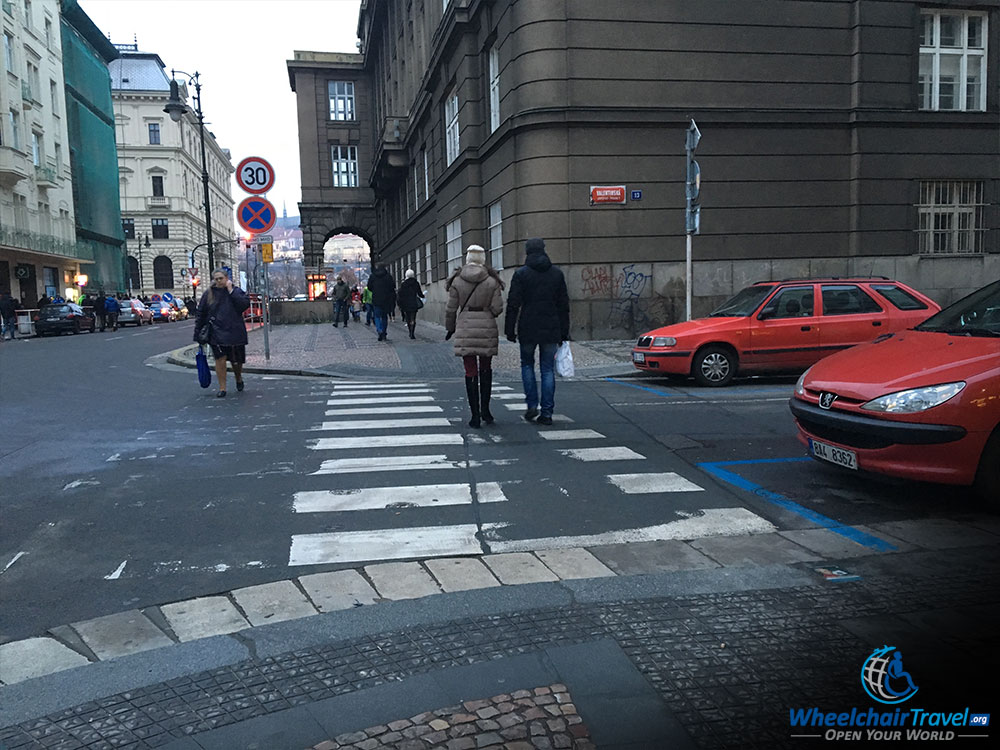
[590,185,627,204]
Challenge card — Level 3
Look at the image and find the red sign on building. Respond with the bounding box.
[590,185,627,205]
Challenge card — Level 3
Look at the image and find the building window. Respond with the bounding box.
[151,218,169,239]
[919,11,987,111]
[423,148,429,198]
[122,217,135,240]
[328,81,356,120]
[488,45,500,133]
[152,255,173,289]
[44,17,52,48]
[148,123,160,145]
[30,131,40,166]
[917,180,985,254]
[445,218,462,273]
[3,34,12,72]
[330,145,359,187]
[127,256,140,289]
[8,110,19,150]
[151,175,164,197]
[444,92,459,166]
[424,241,432,284]
[54,142,61,172]
[23,0,31,28]
[49,80,57,114]
[488,201,502,269]
[413,160,421,207]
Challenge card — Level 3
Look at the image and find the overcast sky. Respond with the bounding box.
[80,0,363,222]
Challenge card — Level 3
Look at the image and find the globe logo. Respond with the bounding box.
[861,646,919,704]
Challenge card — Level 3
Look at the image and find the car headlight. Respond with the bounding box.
[652,336,676,347]
[861,382,966,414]
[795,367,812,397]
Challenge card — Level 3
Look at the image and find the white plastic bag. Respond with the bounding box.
[555,341,575,378]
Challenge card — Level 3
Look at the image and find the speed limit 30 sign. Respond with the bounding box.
[236,156,275,194]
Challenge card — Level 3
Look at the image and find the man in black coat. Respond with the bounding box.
[504,238,570,425]
[0,292,19,340]
[366,266,396,341]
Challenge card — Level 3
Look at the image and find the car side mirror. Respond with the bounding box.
[757,310,772,321]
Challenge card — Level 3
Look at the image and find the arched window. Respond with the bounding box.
[127,256,140,289]
[153,255,173,289]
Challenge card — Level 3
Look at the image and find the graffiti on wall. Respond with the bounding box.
[578,263,682,335]
[581,265,614,298]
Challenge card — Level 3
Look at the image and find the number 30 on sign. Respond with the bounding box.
[236,156,275,195]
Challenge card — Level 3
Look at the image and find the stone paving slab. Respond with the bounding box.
[534,548,615,580]
[689,532,822,566]
[0,637,90,685]
[777,526,913,559]
[869,518,1000,549]
[70,610,175,661]
[365,562,441,599]
[483,553,561,584]
[230,580,318,626]
[299,569,380,611]
[588,539,721,575]
[159,596,251,642]
[424,558,502,592]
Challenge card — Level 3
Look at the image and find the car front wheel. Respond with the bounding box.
[693,346,737,387]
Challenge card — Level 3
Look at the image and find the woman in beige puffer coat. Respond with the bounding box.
[445,244,504,428]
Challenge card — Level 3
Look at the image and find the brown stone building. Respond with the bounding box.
[288,0,1000,339]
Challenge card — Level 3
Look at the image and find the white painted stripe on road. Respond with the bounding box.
[501,404,575,421]
[310,434,464,451]
[294,481,507,513]
[486,508,775,552]
[327,396,436,406]
[493,386,514,391]
[558,447,646,461]
[324,406,443,416]
[538,429,606,441]
[315,418,452,431]
[2,551,26,573]
[332,383,429,389]
[103,560,128,580]
[106,335,124,340]
[289,522,508,566]
[492,393,523,400]
[608,472,705,493]
[312,454,465,474]
[329,389,434,397]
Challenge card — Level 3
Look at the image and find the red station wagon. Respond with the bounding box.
[632,278,940,386]
[790,280,1000,498]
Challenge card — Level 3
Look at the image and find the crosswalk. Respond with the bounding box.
[287,380,774,569]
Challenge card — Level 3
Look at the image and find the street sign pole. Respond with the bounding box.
[685,118,702,322]
[262,259,270,361]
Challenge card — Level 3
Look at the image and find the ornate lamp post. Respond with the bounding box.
[163,70,214,271]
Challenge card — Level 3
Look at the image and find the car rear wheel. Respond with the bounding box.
[89,321,96,333]
[973,430,1000,503]
[693,345,737,387]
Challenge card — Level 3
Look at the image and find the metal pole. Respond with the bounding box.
[193,75,214,272]
[262,260,270,361]
[685,234,693,322]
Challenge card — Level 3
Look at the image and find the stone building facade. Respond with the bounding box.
[289,0,1000,339]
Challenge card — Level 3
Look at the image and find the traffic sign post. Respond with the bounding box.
[685,118,701,322]
[236,156,275,195]
[237,196,276,234]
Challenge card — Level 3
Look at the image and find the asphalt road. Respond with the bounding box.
[1,325,994,641]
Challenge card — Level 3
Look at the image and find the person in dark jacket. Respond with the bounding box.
[194,269,251,397]
[0,292,19,340]
[396,269,425,339]
[104,294,121,332]
[504,238,570,425]
[330,277,350,327]
[366,265,396,341]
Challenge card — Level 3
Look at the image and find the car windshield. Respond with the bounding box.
[44,305,71,313]
[708,285,775,317]
[914,281,1000,337]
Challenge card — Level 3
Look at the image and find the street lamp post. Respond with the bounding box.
[164,70,214,272]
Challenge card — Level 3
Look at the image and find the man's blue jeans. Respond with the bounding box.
[365,303,374,325]
[333,299,349,324]
[373,305,388,335]
[520,341,558,416]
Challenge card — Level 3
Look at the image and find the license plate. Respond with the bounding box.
[810,439,858,470]
[632,352,645,363]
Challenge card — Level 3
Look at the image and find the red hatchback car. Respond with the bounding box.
[632,278,939,386]
[790,280,1000,498]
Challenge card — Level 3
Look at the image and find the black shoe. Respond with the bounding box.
[216,390,226,398]
[523,409,539,422]
[536,414,553,425]
[333,323,338,327]
[466,376,481,428]
[480,370,495,424]
[236,381,245,392]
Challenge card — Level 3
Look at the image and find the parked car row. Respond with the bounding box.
[631,276,999,499]
[114,298,189,325]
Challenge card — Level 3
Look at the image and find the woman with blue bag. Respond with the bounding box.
[194,270,251,398]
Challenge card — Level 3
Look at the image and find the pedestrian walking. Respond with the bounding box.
[504,238,569,426]
[350,286,362,322]
[193,269,251,398]
[104,293,121,332]
[0,292,19,340]
[396,269,425,340]
[366,265,396,341]
[445,245,504,427]
[362,286,374,326]
[94,290,108,331]
[331,277,351,327]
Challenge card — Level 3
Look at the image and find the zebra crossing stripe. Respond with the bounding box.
[491,394,524,400]
[310,434,464,450]
[558,447,646,461]
[327,396,436,406]
[329,389,433,396]
[315,418,452,431]
[289,522,509,566]
[293,482,508,513]
[538,429,605,441]
[332,383,429,389]
[311,454,465,474]
[324,406,443,416]
[607,472,704,493]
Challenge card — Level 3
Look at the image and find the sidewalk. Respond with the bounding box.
[168,319,638,381]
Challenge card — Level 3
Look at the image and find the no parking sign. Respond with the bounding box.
[237,196,276,234]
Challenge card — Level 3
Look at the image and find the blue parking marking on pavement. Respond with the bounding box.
[697,457,898,552]
[603,378,675,397]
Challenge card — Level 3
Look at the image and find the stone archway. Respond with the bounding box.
[299,204,377,268]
